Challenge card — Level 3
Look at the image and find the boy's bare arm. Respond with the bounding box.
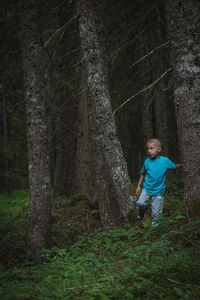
[136,173,145,195]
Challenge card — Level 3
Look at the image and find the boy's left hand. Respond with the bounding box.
[136,186,140,195]
[176,163,183,168]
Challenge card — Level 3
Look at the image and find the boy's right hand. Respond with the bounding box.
[136,186,140,195]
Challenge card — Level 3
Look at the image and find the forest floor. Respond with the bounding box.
[0,178,200,299]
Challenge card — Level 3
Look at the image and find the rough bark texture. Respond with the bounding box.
[77,0,135,226]
[18,0,51,259]
[137,31,154,148]
[53,1,78,198]
[165,0,200,203]
[2,92,9,192]
[148,6,169,155]
[74,70,98,205]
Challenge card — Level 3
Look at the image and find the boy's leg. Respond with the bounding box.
[136,189,150,220]
[151,195,164,226]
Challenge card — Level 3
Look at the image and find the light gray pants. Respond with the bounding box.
[137,189,164,226]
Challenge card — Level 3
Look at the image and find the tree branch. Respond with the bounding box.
[129,41,170,69]
[110,28,146,65]
[43,16,77,48]
[113,68,172,116]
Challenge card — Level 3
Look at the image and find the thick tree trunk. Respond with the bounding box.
[135,25,153,146]
[18,0,51,259]
[2,92,9,192]
[53,2,78,198]
[148,5,169,155]
[77,0,134,226]
[74,71,98,205]
[133,6,154,153]
[165,0,200,203]
[138,39,154,148]
[1,20,10,193]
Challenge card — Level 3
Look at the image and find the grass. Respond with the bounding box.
[0,180,200,299]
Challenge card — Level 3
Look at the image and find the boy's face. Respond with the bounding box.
[147,142,161,159]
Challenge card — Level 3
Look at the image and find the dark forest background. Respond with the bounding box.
[0,0,180,193]
[1,0,200,250]
[0,0,200,298]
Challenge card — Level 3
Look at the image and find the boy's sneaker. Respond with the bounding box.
[136,208,146,221]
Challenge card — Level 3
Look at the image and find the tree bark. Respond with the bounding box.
[18,0,52,259]
[137,34,154,147]
[74,70,98,205]
[77,0,134,226]
[2,89,9,192]
[165,0,200,203]
[147,4,169,155]
[53,1,78,198]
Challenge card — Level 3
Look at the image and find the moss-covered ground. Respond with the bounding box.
[0,178,200,299]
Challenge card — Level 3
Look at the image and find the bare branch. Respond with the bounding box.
[43,16,77,48]
[113,68,172,116]
[110,28,146,65]
[129,41,170,69]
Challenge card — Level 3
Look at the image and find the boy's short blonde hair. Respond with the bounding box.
[147,138,162,148]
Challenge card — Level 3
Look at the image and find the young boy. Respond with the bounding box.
[136,138,182,226]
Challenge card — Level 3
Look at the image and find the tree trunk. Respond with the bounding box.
[18,0,52,259]
[77,0,134,226]
[2,90,10,193]
[138,35,154,147]
[147,4,169,155]
[74,70,98,205]
[53,1,78,198]
[165,0,200,204]
[132,2,154,154]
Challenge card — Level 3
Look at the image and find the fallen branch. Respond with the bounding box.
[167,278,196,289]
[66,283,102,290]
[113,68,171,116]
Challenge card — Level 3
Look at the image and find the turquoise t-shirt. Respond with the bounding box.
[141,156,176,196]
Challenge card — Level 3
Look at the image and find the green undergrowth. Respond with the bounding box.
[0,180,200,299]
[52,194,101,248]
[0,190,29,265]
